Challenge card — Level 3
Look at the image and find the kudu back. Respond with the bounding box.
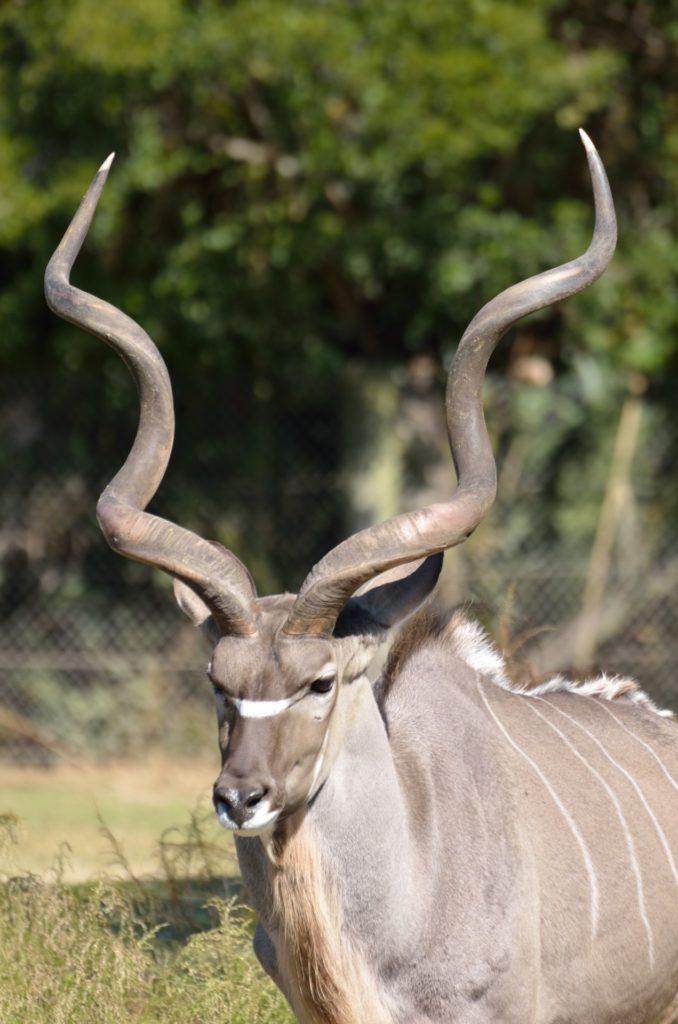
[46,132,678,1024]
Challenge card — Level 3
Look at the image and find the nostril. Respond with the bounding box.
[214,784,271,825]
[243,787,267,809]
[213,787,238,820]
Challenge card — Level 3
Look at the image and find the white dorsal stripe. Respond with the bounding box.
[529,697,654,968]
[594,699,678,796]
[477,679,600,939]
[545,699,678,890]
[233,695,298,718]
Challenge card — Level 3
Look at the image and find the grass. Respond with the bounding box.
[0,759,234,880]
[2,762,677,1023]
[0,759,294,1023]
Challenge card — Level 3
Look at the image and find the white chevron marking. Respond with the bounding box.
[593,700,678,796]
[477,679,599,939]
[529,697,654,968]
[544,699,678,891]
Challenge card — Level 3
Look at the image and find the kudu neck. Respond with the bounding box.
[305,674,421,946]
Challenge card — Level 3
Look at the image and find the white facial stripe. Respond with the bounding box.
[224,667,336,718]
[232,695,299,718]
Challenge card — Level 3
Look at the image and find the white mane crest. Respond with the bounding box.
[449,617,511,689]
[449,616,673,718]
[528,673,673,717]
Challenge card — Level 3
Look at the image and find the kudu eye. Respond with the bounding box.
[209,678,231,705]
[309,676,335,695]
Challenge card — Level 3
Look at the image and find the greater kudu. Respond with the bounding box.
[45,132,678,1024]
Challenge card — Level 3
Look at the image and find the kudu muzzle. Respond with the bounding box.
[213,780,272,829]
[213,716,281,831]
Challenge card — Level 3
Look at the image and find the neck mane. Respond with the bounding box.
[263,673,407,1024]
[268,817,394,1024]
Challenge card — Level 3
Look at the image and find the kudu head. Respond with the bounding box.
[45,132,616,836]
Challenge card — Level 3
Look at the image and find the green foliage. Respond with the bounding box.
[0,816,293,1024]
[0,0,620,371]
[146,904,291,1023]
[0,0,676,598]
[19,670,214,760]
[0,881,292,1022]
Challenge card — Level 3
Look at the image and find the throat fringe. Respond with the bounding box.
[270,822,393,1024]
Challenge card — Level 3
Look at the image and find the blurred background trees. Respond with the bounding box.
[1,0,677,758]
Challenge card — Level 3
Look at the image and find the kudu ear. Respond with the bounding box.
[334,553,443,639]
[173,578,221,646]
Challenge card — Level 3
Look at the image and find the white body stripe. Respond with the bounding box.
[545,699,678,890]
[477,679,600,939]
[594,699,678,796]
[233,695,299,718]
[529,697,654,967]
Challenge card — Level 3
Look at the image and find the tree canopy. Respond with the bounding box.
[0,0,676,593]
[3,0,675,377]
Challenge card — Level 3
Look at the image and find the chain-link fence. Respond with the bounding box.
[2,365,677,763]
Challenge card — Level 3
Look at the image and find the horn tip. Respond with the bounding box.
[578,128,596,155]
[99,152,116,174]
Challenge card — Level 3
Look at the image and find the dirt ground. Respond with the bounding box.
[0,757,238,881]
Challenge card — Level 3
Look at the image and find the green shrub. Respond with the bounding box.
[0,815,293,1024]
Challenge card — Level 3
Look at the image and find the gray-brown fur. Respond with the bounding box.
[234,609,678,1023]
[378,608,449,704]
[266,821,394,1024]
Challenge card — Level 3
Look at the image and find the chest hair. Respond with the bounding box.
[268,820,395,1024]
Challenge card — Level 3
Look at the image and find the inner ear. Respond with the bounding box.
[334,553,443,638]
[172,578,221,645]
